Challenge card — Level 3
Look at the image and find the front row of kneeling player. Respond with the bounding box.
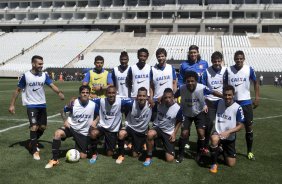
[45,74,244,174]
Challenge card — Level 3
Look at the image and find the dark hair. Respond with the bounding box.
[234,50,245,60]
[156,48,167,57]
[211,51,223,61]
[79,85,91,93]
[163,88,174,95]
[138,87,148,94]
[188,45,201,61]
[137,48,149,56]
[106,85,116,93]
[94,55,104,63]
[184,70,198,81]
[120,51,129,59]
[223,85,235,94]
[31,55,43,63]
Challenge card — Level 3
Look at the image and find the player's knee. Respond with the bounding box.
[118,130,127,139]
[147,130,156,139]
[210,135,219,145]
[166,154,174,162]
[181,130,189,138]
[39,125,46,131]
[54,129,65,139]
[226,159,236,167]
[90,130,99,139]
[30,125,39,131]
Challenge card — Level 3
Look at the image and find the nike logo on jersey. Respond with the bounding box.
[235,83,243,87]
[94,77,102,80]
[105,117,113,120]
[137,80,145,84]
[77,119,84,123]
[160,81,168,86]
[213,86,221,89]
[120,82,126,85]
[32,87,41,92]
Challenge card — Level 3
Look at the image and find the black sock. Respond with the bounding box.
[52,139,61,161]
[146,151,153,159]
[178,137,187,156]
[210,146,220,164]
[246,131,253,153]
[30,131,38,154]
[118,139,125,156]
[88,139,98,156]
[36,129,44,139]
[197,138,205,153]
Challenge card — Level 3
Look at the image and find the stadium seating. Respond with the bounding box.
[0,31,103,73]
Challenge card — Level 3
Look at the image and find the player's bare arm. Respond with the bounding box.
[49,83,64,100]
[8,87,22,114]
[253,80,260,109]
[91,116,100,128]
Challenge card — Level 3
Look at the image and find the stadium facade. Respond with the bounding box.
[0,0,282,33]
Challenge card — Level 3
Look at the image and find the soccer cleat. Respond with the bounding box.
[33,151,40,160]
[176,155,184,163]
[209,164,218,173]
[89,154,98,164]
[45,159,59,169]
[184,144,190,153]
[247,152,255,160]
[28,142,40,152]
[116,155,125,164]
[143,158,152,167]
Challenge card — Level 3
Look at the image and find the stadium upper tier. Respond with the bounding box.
[1,1,282,33]
[0,31,103,73]
[0,32,51,62]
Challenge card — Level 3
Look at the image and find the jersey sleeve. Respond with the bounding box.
[92,98,101,112]
[172,66,177,80]
[178,63,184,87]
[223,69,229,85]
[174,89,180,98]
[112,69,117,87]
[64,101,74,113]
[249,67,257,82]
[17,74,26,89]
[82,71,91,83]
[201,70,208,86]
[203,85,212,96]
[121,98,134,113]
[44,73,53,85]
[94,103,100,117]
[236,106,245,123]
[176,108,184,122]
[107,72,113,85]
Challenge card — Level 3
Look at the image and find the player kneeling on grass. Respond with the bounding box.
[116,87,152,164]
[45,85,99,169]
[143,88,183,166]
[209,85,244,173]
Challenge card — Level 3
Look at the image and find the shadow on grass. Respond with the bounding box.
[9,139,52,154]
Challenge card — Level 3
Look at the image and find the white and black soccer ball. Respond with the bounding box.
[66,149,80,162]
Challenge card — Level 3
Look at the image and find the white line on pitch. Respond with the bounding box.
[254,114,282,120]
[258,97,282,102]
[0,113,60,133]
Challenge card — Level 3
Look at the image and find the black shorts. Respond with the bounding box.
[242,104,253,126]
[152,126,175,156]
[97,126,117,152]
[220,139,236,158]
[60,127,89,154]
[27,108,47,127]
[125,126,146,153]
[182,112,207,130]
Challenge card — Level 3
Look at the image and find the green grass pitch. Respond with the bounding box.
[0,79,282,184]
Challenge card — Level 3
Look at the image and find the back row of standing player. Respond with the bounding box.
[81,46,259,169]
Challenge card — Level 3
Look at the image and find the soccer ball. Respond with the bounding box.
[66,149,80,162]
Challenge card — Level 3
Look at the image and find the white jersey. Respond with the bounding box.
[226,65,255,101]
[67,99,96,136]
[98,98,122,132]
[18,71,52,107]
[153,103,182,135]
[125,100,152,133]
[151,64,174,98]
[204,66,226,101]
[179,83,211,117]
[113,66,129,98]
[215,99,244,141]
[131,64,151,97]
